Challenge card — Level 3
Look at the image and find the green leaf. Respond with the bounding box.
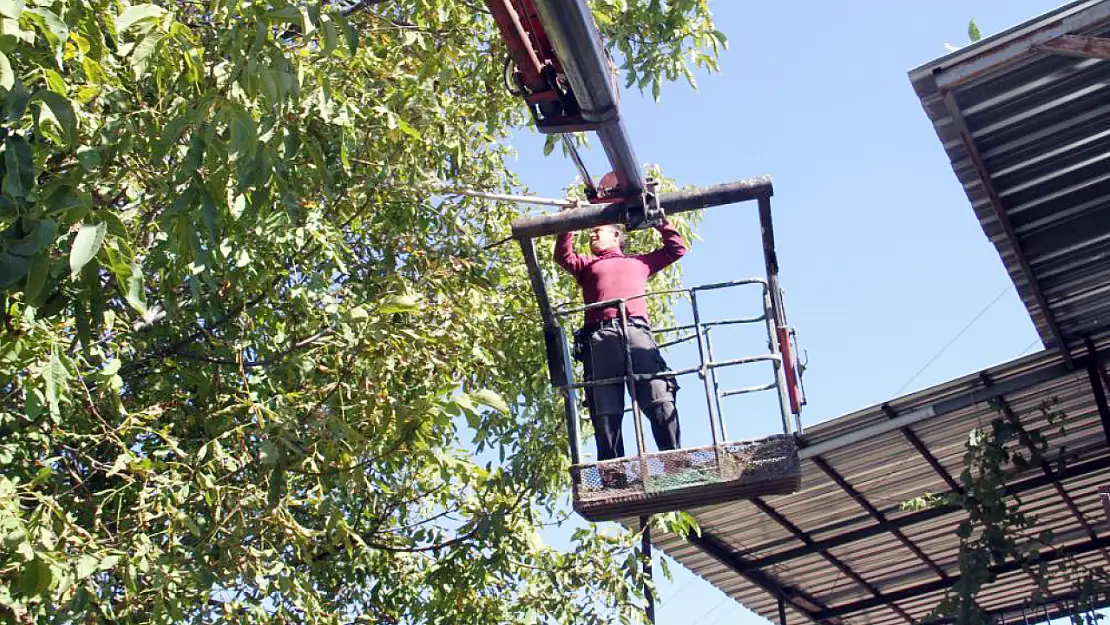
[321,15,338,56]
[5,78,30,121]
[101,359,121,376]
[472,389,510,414]
[3,134,33,199]
[200,187,219,245]
[524,528,544,551]
[24,7,67,48]
[342,19,359,53]
[115,4,165,33]
[968,19,982,43]
[298,5,315,36]
[17,557,51,596]
[0,250,31,288]
[23,253,48,302]
[43,68,65,95]
[155,114,190,158]
[228,107,257,159]
[41,185,91,218]
[75,555,99,581]
[183,123,205,170]
[453,392,476,415]
[125,263,146,314]
[77,146,100,171]
[43,350,67,417]
[0,0,24,20]
[396,118,421,140]
[263,6,300,23]
[0,51,11,90]
[36,91,77,147]
[378,294,419,314]
[129,31,164,78]
[8,218,57,257]
[259,68,278,103]
[24,388,43,420]
[0,16,33,49]
[69,222,106,277]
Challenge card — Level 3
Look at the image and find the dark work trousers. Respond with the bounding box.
[579,317,681,460]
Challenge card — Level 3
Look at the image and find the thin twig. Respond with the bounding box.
[170,330,332,368]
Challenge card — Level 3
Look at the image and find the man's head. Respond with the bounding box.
[589,224,623,254]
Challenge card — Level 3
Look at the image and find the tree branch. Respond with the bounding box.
[169,330,331,368]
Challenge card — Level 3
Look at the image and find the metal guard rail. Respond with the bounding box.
[551,278,796,463]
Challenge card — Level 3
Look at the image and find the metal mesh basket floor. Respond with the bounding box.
[570,434,802,522]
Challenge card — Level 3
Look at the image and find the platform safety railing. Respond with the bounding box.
[552,277,800,467]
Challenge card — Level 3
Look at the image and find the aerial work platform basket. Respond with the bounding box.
[509,179,807,523]
[571,436,801,521]
[555,278,804,522]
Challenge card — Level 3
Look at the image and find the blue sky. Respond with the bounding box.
[501,1,1065,623]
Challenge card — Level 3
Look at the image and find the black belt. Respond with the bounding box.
[581,316,649,334]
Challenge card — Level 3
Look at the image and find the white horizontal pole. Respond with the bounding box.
[439,187,587,209]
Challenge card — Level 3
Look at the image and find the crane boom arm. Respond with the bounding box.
[485,0,656,227]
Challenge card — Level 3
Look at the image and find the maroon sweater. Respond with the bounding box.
[555,221,687,325]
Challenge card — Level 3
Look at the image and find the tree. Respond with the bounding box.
[0,0,724,622]
[903,398,1110,625]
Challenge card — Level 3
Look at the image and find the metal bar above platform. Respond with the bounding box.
[510,176,773,239]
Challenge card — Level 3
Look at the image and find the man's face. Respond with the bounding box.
[589,225,621,254]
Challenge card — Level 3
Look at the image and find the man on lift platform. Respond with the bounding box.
[554,213,687,462]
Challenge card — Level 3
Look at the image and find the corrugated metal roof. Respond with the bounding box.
[908,0,1110,361]
[624,346,1110,625]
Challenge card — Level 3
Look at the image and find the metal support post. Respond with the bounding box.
[757,194,803,434]
[519,238,569,389]
[757,195,784,325]
[778,596,788,625]
[517,238,555,326]
[1101,485,1110,522]
[1085,339,1110,448]
[690,290,722,447]
[765,289,793,437]
[704,326,727,441]
[1088,363,1110,450]
[641,515,655,623]
[557,325,583,465]
[620,303,648,459]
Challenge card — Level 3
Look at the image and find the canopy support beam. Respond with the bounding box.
[1038,34,1110,59]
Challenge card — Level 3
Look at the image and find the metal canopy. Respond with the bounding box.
[622,345,1110,625]
[908,0,1110,365]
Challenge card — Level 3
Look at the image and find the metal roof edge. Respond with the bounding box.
[906,0,1107,85]
[904,0,1110,359]
[795,343,1100,450]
